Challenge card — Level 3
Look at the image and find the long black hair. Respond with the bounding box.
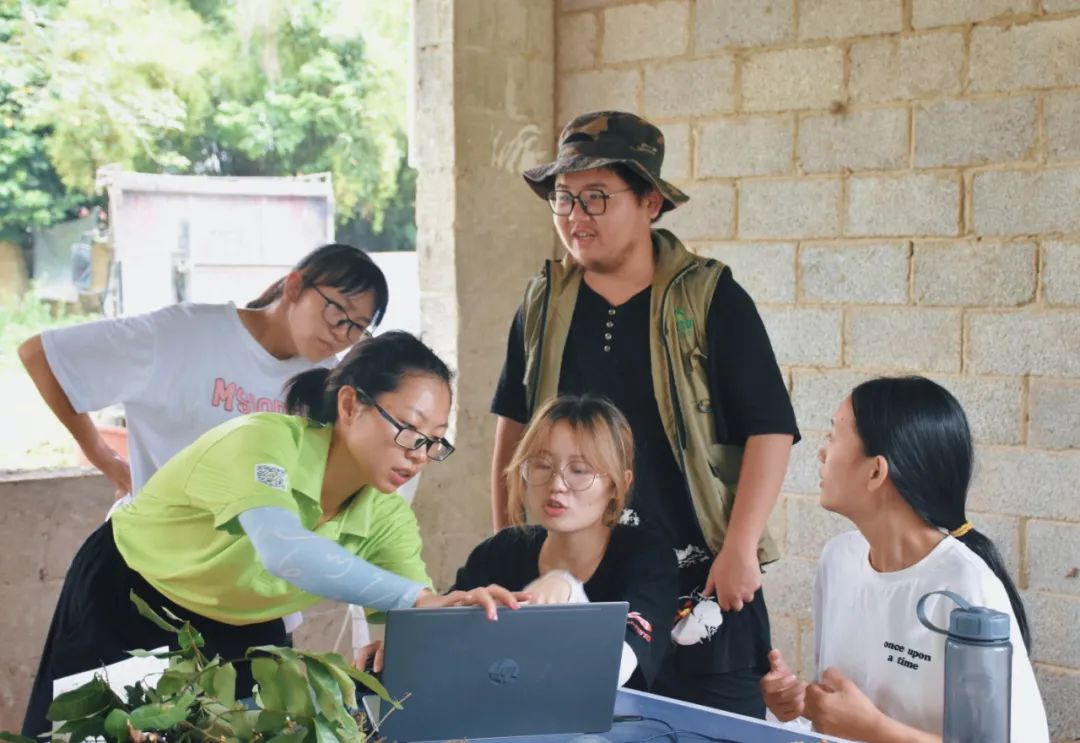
[850,376,1030,649]
[247,243,390,327]
[284,331,453,424]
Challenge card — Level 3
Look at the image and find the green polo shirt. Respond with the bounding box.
[112,412,432,625]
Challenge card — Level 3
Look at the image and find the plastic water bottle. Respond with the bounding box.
[917,590,1012,743]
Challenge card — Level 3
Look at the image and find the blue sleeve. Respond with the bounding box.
[237,507,427,611]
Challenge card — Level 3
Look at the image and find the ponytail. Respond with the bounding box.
[285,367,333,422]
[247,278,286,309]
[954,528,1031,650]
[284,331,453,426]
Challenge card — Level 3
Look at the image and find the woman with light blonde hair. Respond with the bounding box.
[452,393,677,688]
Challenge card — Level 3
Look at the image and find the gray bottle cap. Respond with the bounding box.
[949,606,1010,643]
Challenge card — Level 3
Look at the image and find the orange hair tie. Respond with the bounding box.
[950,522,974,538]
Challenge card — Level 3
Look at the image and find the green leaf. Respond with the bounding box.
[340,715,361,742]
[55,715,106,743]
[128,692,195,731]
[103,708,131,741]
[303,660,348,728]
[0,733,36,743]
[190,658,222,697]
[251,657,284,711]
[311,715,339,743]
[126,648,175,659]
[224,709,258,740]
[46,677,114,721]
[198,703,236,739]
[255,710,290,733]
[178,624,205,651]
[298,651,349,666]
[264,726,308,743]
[213,662,237,708]
[130,592,181,634]
[342,665,399,709]
[155,670,188,697]
[169,659,197,676]
[312,659,356,711]
[158,605,185,624]
[248,645,301,664]
[278,657,316,719]
[329,709,360,743]
[197,665,218,697]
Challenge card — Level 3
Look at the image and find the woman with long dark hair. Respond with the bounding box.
[761,376,1048,742]
[22,332,522,737]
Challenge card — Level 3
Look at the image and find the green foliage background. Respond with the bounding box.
[0,0,414,249]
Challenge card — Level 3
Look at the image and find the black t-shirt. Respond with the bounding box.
[451,524,678,689]
[491,268,799,673]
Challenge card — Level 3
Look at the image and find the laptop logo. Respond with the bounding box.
[487,658,520,685]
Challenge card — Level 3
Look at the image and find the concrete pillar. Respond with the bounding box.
[411,0,555,587]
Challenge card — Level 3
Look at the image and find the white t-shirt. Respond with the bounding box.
[814,530,1049,742]
[43,302,327,494]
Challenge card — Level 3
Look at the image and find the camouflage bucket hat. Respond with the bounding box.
[522,110,689,214]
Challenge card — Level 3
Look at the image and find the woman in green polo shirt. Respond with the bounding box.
[23,331,522,737]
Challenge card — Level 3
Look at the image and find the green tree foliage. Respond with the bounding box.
[18,0,210,191]
[0,0,96,243]
[0,0,415,249]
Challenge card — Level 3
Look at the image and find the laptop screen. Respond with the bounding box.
[375,602,629,742]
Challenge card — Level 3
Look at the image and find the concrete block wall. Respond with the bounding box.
[0,472,112,733]
[555,1,1080,738]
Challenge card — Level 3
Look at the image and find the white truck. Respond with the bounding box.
[95,168,336,316]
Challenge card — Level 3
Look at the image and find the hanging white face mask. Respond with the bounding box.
[671,594,723,646]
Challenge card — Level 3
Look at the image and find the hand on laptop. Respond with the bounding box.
[522,571,573,604]
[354,640,384,673]
[414,585,530,621]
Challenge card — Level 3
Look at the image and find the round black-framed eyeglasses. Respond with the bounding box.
[546,187,633,217]
[355,388,455,462]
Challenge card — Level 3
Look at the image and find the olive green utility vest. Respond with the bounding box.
[520,229,780,565]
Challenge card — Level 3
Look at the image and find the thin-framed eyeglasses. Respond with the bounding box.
[355,388,455,462]
[309,284,373,343]
[546,187,633,217]
[520,456,608,491]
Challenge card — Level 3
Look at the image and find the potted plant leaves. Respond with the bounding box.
[0,593,399,743]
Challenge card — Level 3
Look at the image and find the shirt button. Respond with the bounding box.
[603,345,612,352]
[608,308,616,316]
[604,332,613,340]
[606,321,614,328]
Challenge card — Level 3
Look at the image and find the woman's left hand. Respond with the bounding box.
[354,640,385,673]
[804,667,885,739]
[522,572,574,604]
[414,585,530,620]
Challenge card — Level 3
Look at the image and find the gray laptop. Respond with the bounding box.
[372,602,629,742]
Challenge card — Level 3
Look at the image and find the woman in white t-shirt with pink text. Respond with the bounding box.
[761,376,1048,742]
[18,242,387,500]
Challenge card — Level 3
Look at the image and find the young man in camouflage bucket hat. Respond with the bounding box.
[488,110,800,716]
